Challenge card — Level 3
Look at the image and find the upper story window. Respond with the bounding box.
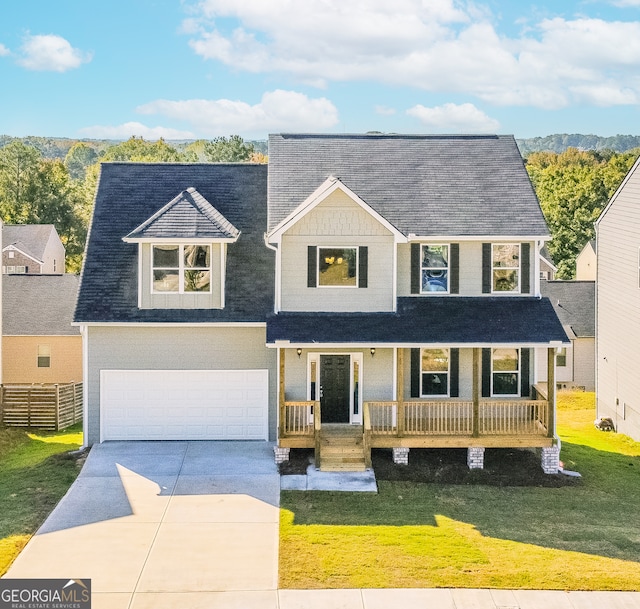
[37,344,51,368]
[421,244,449,293]
[152,244,211,293]
[318,247,358,287]
[556,347,567,367]
[491,348,520,396]
[421,348,450,396]
[492,244,520,293]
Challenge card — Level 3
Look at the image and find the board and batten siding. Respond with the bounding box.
[397,241,536,297]
[139,242,223,310]
[280,190,395,312]
[597,160,640,440]
[84,325,276,445]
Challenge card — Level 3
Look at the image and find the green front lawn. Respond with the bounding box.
[280,392,640,590]
[0,425,83,575]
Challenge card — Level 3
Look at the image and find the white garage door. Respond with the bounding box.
[101,369,269,441]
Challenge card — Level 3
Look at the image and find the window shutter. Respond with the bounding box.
[521,243,530,294]
[411,243,420,294]
[520,348,531,397]
[410,348,421,397]
[481,348,491,397]
[450,243,459,294]
[307,246,317,288]
[449,348,459,397]
[482,243,491,293]
[359,246,368,288]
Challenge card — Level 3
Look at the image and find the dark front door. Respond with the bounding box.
[320,355,350,423]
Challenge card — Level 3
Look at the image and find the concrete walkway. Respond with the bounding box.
[5,441,640,608]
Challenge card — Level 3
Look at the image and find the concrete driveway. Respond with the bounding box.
[5,441,280,609]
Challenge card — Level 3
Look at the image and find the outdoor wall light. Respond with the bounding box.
[370,347,376,357]
[297,348,303,358]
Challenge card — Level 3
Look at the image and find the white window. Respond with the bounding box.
[556,348,567,368]
[152,244,211,293]
[8,250,14,258]
[421,244,449,293]
[421,348,450,396]
[491,348,519,396]
[318,247,357,287]
[492,244,520,293]
[37,344,51,368]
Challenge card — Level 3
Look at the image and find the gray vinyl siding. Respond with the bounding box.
[139,243,223,309]
[280,191,395,312]
[573,338,595,391]
[398,241,535,297]
[85,325,276,445]
[597,160,640,440]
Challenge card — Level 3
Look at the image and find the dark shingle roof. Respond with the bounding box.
[125,187,240,240]
[2,224,58,261]
[267,297,569,345]
[3,274,80,335]
[540,281,595,338]
[267,134,549,237]
[75,163,271,323]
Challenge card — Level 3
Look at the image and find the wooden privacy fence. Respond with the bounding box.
[0,383,83,430]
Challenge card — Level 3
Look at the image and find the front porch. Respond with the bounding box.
[276,348,559,472]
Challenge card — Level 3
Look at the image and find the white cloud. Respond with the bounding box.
[610,0,640,6]
[183,1,640,109]
[136,90,339,136]
[17,34,91,72]
[375,106,396,116]
[79,122,195,140]
[407,103,500,133]
[0,43,9,57]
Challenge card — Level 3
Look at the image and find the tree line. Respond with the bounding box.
[1,135,639,277]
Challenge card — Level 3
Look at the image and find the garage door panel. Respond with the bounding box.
[101,370,268,441]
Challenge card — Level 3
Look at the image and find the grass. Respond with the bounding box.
[279,391,640,590]
[0,424,83,576]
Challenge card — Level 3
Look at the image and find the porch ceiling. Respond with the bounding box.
[266,297,570,346]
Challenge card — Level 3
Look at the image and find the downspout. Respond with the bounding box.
[264,233,280,313]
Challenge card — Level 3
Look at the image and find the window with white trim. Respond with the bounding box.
[8,251,14,258]
[152,244,211,293]
[421,244,449,293]
[37,344,51,368]
[318,247,357,287]
[492,244,520,292]
[556,348,567,367]
[491,348,520,396]
[421,348,450,396]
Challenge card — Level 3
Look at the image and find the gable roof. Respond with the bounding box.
[124,187,240,241]
[3,274,80,335]
[268,134,549,238]
[540,280,595,338]
[2,224,60,262]
[75,163,271,323]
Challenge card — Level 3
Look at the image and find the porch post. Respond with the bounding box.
[278,348,285,439]
[472,348,480,437]
[397,348,405,437]
[547,347,556,438]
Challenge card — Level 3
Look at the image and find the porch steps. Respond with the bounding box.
[319,424,367,472]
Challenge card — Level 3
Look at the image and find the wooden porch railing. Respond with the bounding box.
[282,401,317,436]
[364,398,549,438]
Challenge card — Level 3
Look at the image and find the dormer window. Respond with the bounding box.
[153,244,211,293]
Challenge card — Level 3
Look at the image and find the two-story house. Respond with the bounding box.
[2,224,65,274]
[266,134,568,472]
[75,134,568,474]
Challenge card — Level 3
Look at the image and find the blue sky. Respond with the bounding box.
[1,0,640,140]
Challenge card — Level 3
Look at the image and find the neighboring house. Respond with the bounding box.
[539,245,557,280]
[2,224,65,275]
[596,156,640,440]
[538,281,595,391]
[76,134,568,473]
[3,274,81,384]
[576,240,597,280]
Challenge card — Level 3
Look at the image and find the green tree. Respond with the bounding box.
[527,148,637,278]
[203,135,255,162]
[0,141,41,222]
[98,136,186,163]
[64,142,98,180]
